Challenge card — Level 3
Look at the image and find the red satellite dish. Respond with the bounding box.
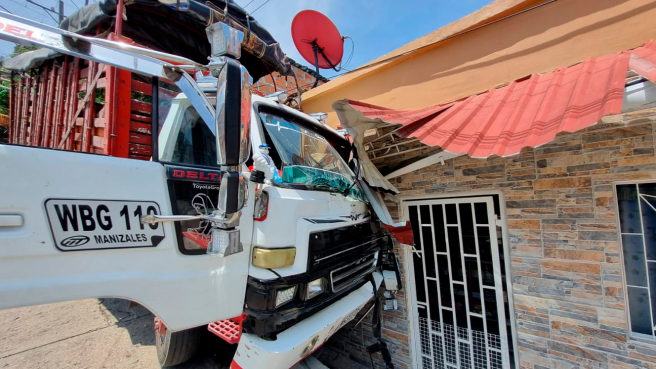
[291,10,344,70]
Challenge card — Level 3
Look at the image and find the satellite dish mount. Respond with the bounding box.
[292,10,345,87]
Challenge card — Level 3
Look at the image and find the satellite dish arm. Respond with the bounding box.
[310,39,340,87]
[312,40,321,88]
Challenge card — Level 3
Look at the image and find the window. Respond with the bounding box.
[158,89,218,169]
[616,182,656,340]
[260,112,357,196]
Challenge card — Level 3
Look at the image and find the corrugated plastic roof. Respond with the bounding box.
[347,40,656,158]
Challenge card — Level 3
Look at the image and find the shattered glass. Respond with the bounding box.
[261,112,365,201]
[281,166,366,202]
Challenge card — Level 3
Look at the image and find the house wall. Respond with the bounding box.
[302,0,656,128]
[327,107,656,368]
[253,64,323,96]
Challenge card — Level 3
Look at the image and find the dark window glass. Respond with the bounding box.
[617,184,642,233]
[650,262,656,325]
[437,255,452,308]
[470,316,485,332]
[465,257,482,314]
[422,226,436,278]
[453,283,468,329]
[427,279,441,325]
[413,253,426,303]
[474,202,489,224]
[432,205,447,252]
[460,203,476,254]
[168,179,220,253]
[445,203,457,224]
[617,182,656,339]
[639,193,656,261]
[622,234,648,287]
[639,182,656,197]
[160,104,219,168]
[448,227,463,281]
[483,288,500,335]
[628,286,653,336]
[420,205,431,225]
[409,206,421,251]
[418,304,428,319]
[478,226,495,286]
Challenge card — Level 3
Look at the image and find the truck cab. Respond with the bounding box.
[155,85,392,341]
[0,9,400,369]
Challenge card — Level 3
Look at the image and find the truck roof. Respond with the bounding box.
[5,0,289,83]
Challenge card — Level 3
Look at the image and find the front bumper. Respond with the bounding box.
[243,250,379,338]
[232,271,382,369]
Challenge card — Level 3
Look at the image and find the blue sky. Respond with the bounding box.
[0,0,494,78]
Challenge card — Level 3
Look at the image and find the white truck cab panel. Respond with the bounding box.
[0,145,251,331]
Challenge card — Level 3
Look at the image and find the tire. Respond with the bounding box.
[155,318,204,368]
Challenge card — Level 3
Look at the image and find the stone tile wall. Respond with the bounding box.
[327,107,656,369]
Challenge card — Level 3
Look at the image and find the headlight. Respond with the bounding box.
[306,278,324,300]
[276,286,296,307]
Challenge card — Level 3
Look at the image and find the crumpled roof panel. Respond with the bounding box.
[347,40,656,158]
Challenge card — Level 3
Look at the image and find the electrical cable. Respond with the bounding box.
[250,0,270,14]
[65,0,80,10]
[7,0,54,23]
[341,36,355,70]
[266,268,288,283]
[19,0,59,23]
[242,0,256,9]
[0,5,14,13]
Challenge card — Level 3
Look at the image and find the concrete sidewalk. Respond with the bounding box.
[0,299,229,369]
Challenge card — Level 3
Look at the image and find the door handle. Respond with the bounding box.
[141,214,203,224]
[0,215,23,227]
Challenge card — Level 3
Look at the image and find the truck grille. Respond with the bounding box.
[330,252,378,293]
[308,221,387,272]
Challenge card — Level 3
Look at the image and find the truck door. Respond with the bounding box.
[0,65,251,332]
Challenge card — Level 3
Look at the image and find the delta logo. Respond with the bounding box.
[167,167,222,183]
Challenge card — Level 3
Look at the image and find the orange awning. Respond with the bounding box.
[346,40,656,158]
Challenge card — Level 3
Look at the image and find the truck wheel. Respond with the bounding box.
[154,317,203,367]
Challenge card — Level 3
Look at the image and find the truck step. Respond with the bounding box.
[208,314,246,344]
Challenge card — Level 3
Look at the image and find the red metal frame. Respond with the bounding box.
[208,314,247,344]
[6,16,171,162]
[42,65,57,147]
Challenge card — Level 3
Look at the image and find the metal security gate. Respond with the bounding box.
[405,197,511,369]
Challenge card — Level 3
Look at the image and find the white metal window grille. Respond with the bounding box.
[406,197,511,369]
[616,183,656,340]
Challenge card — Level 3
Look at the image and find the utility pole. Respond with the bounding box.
[58,0,64,23]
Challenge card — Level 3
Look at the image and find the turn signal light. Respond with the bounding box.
[254,191,269,221]
[252,247,296,268]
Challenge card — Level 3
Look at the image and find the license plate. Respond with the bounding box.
[45,199,165,251]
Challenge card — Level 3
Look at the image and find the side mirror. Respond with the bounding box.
[207,22,252,167]
[215,59,252,166]
[217,172,248,215]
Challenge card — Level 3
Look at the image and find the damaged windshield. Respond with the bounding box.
[260,112,364,200]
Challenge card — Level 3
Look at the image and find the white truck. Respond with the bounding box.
[0,5,402,369]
